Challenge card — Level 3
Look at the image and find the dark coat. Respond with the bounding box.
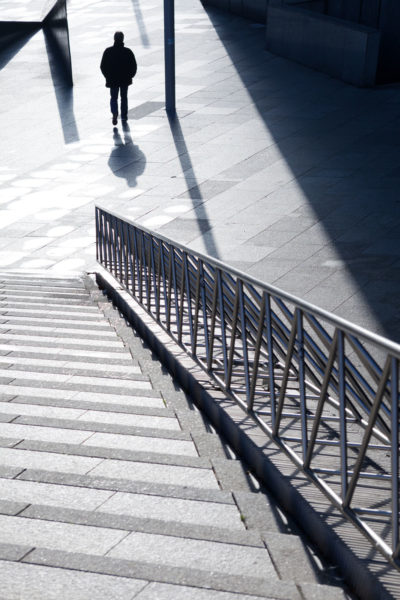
[100,42,137,88]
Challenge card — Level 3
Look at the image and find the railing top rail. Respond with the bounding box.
[96,204,400,358]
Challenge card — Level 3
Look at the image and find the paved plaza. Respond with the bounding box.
[0,0,400,342]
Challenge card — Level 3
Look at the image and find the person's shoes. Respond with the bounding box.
[112,114,118,125]
[121,115,128,122]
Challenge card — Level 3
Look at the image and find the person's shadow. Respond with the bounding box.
[108,122,146,187]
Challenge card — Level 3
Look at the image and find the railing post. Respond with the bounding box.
[296,308,308,462]
[265,293,277,429]
[338,330,348,501]
[392,357,399,557]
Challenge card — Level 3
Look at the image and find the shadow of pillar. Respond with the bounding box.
[0,0,73,85]
[42,0,73,86]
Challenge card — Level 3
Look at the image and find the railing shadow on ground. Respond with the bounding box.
[95,205,400,584]
[43,18,78,144]
[200,5,400,344]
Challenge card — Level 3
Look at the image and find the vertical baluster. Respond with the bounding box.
[338,330,348,501]
[183,253,194,351]
[117,218,123,283]
[111,215,118,279]
[296,308,307,462]
[249,293,266,413]
[170,245,179,334]
[177,252,186,344]
[207,274,219,372]
[217,270,228,385]
[266,293,276,430]
[133,228,142,302]
[95,208,100,264]
[105,214,112,271]
[199,261,210,366]
[227,281,240,391]
[238,280,251,406]
[160,242,169,326]
[126,224,135,296]
[150,238,158,318]
[392,357,399,557]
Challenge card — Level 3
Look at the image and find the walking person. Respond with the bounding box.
[100,31,137,126]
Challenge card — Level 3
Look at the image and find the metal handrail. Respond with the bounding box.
[95,204,400,569]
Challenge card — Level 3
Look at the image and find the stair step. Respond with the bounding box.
[0,344,136,363]
[0,482,247,533]
[0,273,352,598]
[0,356,142,375]
[0,315,112,329]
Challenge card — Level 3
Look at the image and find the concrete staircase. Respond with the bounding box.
[0,273,351,599]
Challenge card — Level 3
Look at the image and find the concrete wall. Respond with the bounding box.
[203,0,267,24]
[265,0,380,86]
[202,0,399,85]
[377,0,400,83]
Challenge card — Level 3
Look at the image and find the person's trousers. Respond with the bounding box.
[110,86,128,119]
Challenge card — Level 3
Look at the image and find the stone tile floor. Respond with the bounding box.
[0,0,399,342]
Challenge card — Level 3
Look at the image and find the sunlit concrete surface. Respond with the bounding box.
[0,0,400,341]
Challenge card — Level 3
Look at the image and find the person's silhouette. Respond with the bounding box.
[100,31,137,126]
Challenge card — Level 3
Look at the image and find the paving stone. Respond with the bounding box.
[108,531,276,579]
[0,544,33,562]
[0,447,103,474]
[18,469,233,504]
[88,458,219,489]
[15,438,208,468]
[71,390,164,406]
[190,431,230,459]
[234,490,295,534]
[0,386,164,407]
[4,377,152,393]
[0,412,19,423]
[0,560,148,600]
[0,478,115,512]
[0,422,93,444]
[97,489,244,530]
[0,514,128,555]
[0,402,87,421]
[14,415,188,440]
[21,504,261,547]
[134,583,272,599]
[7,396,173,417]
[0,499,30,516]
[0,334,125,350]
[0,345,136,363]
[23,549,301,599]
[82,431,198,457]
[76,410,180,430]
[0,464,25,478]
[211,458,259,492]
[263,532,323,584]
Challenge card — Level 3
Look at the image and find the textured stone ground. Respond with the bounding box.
[0,0,399,342]
[0,273,353,599]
